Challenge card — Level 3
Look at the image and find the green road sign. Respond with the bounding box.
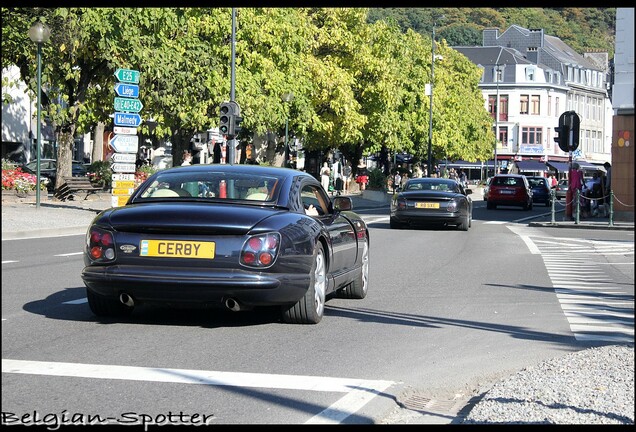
[114,68,140,84]
[114,97,143,113]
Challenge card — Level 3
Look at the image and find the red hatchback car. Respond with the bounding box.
[486,174,533,210]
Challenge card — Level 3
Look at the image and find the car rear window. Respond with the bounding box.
[137,171,283,201]
[528,178,546,187]
[493,177,523,187]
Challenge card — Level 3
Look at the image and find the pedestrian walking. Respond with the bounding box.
[393,171,402,193]
[343,162,352,193]
[320,162,331,192]
[181,151,192,166]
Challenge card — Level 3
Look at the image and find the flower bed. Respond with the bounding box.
[2,164,47,195]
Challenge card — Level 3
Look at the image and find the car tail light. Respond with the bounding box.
[240,233,280,268]
[397,199,407,210]
[86,227,116,262]
[446,200,458,212]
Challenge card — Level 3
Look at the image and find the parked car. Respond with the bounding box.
[486,174,533,210]
[20,159,88,192]
[555,179,568,200]
[526,176,553,207]
[390,177,473,231]
[81,164,369,324]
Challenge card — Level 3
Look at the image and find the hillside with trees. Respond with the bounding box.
[367,8,616,57]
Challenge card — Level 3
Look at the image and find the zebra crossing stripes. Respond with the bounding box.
[508,226,634,343]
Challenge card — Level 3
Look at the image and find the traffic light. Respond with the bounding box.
[234,114,243,136]
[219,102,233,135]
[555,110,581,152]
[554,124,569,152]
[219,101,241,137]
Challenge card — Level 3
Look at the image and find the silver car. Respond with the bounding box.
[555,179,568,200]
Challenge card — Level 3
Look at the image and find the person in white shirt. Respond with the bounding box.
[320,162,331,192]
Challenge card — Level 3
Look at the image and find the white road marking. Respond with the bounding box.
[2,261,19,264]
[62,298,88,305]
[2,359,394,423]
[54,252,84,257]
[508,225,634,343]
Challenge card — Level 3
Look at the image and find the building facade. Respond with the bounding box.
[610,8,634,222]
[454,25,612,177]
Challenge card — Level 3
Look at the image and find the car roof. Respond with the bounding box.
[163,164,310,180]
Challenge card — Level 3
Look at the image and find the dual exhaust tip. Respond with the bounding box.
[119,293,242,312]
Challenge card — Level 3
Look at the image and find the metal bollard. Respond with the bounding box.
[550,189,556,225]
[609,191,614,227]
[575,189,580,225]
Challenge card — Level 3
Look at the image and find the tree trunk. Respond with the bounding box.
[92,122,105,163]
[55,126,76,191]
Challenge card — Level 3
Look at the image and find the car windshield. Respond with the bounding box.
[137,170,283,201]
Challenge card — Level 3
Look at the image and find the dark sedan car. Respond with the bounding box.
[82,164,369,324]
[526,176,553,207]
[21,159,87,192]
[390,178,473,231]
[486,174,533,210]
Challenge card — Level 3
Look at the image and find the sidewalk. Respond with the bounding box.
[2,189,633,241]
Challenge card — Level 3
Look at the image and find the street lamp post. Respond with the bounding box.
[282,92,294,167]
[28,21,51,209]
[494,64,501,176]
[427,25,436,178]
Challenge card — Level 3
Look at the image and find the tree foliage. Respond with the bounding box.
[3,6,522,182]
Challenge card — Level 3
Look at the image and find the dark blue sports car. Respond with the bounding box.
[82,164,369,324]
[390,178,473,230]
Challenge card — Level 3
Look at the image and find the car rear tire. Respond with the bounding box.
[282,242,326,324]
[457,213,470,231]
[389,218,403,229]
[86,288,134,317]
[338,238,369,299]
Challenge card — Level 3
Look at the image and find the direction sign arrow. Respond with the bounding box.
[108,134,139,153]
[114,83,140,98]
[114,112,142,127]
[111,153,137,163]
[114,97,143,113]
[114,68,140,84]
[111,163,137,173]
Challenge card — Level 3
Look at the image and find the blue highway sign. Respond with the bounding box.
[114,83,140,98]
[114,112,142,127]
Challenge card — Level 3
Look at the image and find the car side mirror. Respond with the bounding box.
[333,196,353,211]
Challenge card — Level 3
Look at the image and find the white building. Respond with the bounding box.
[454,25,612,177]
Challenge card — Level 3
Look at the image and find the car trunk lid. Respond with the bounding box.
[105,202,283,235]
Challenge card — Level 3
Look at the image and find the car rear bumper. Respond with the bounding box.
[487,199,529,207]
[391,209,464,225]
[82,265,309,307]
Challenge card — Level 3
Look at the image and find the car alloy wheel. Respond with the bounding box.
[282,242,326,324]
[338,237,369,299]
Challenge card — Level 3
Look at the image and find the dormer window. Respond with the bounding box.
[493,66,503,83]
[525,66,536,81]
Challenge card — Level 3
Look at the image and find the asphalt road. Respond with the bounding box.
[2,200,633,425]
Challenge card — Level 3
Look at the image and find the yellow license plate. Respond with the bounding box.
[140,240,215,259]
[415,202,439,209]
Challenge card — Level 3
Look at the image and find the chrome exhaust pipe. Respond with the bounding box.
[119,293,135,307]
[225,298,241,312]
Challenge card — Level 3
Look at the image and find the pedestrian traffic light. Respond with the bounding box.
[219,102,232,136]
